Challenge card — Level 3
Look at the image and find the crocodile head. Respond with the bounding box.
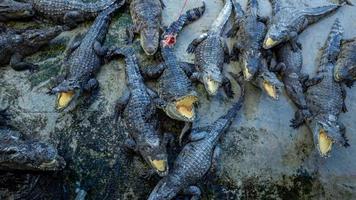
[334,59,356,86]
[164,94,198,122]
[201,69,223,96]
[263,25,289,49]
[22,26,63,46]
[51,79,81,111]
[0,1,34,20]
[0,131,66,171]
[141,26,160,55]
[139,137,169,177]
[311,115,346,157]
[241,52,261,81]
[256,71,282,100]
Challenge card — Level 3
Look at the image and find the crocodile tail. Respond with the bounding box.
[320,18,344,67]
[164,0,205,36]
[247,0,259,17]
[184,0,206,24]
[336,0,353,6]
[84,0,125,14]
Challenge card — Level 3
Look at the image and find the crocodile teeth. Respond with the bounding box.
[57,91,75,109]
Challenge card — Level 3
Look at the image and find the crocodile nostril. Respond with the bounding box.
[145,45,157,55]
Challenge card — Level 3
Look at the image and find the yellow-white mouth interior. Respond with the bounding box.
[243,66,253,80]
[265,38,277,48]
[263,81,278,99]
[175,96,198,119]
[206,79,219,94]
[57,91,75,109]
[150,159,167,172]
[318,129,333,156]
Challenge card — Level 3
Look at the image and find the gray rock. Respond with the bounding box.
[0,0,355,199]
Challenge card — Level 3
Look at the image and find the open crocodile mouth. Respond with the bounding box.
[263,81,279,100]
[148,157,168,176]
[175,96,198,119]
[318,129,333,157]
[264,37,278,49]
[57,91,75,110]
[243,66,253,81]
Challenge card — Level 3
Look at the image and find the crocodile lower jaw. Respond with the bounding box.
[176,96,198,119]
[263,81,279,100]
[318,129,333,157]
[57,91,75,110]
[264,37,278,49]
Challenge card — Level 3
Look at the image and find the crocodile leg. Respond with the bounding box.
[186,33,208,53]
[341,85,348,113]
[269,62,286,73]
[84,78,99,91]
[114,90,130,120]
[222,76,233,98]
[209,146,222,177]
[140,63,166,79]
[303,74,323,89]
[64,34,82,60]
[10,53,38,72]
[290,109,310,129]
[126,24,140,44]
[182,186,201,200]
[63,11,84,28]
[179,61,196,77]
[93,41,108,57]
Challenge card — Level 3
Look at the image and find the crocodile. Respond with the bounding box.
[186,0,232,97]
[272,41,322,128]
[0,0,34,21]
[0,110,65,171]
[105,47,169,176]
[147,75,245,200]
[0,128,66,171]
[128,0,164,55]
[49,3,122,112]
[0,0,123,27]
[140,1,205,122]
[229,0,282,100]
[263,0,352,49]
[334,37,356,87]
[0,25,64,72]
[305,19,349,157]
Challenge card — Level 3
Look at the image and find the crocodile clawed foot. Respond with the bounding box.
[290,109,309,129]
[186,44,196,54]
[29,64,39,73]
